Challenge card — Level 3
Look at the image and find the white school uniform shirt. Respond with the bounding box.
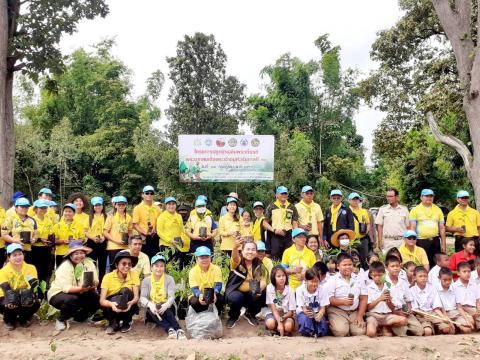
[295,283,329,314]
[325,272,366,311]
[265,284,296,315]
[436,284,457,311]
[453,279,479,307]
[399,269,408,283]
[470,270,480,287]
[366,282,391,314]
[409,283,443,312]
[358,268,372,294]
[428,265,441,287]
[385,273,412,309]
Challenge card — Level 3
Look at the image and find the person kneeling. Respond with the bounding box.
[100,250,140,334]
[140,253,186,340]
[48,241,100,331]
[0,244,41,330]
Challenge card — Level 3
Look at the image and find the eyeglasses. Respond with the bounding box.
[38,207,48,210]
[144,192,154,195]
[18,205,29,209]
[460,197,470,200]
[280,192,288,195]
[406,236,417,240]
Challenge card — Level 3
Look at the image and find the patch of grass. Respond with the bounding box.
[227,355,241,360]
[314,349,327,358]
[409,345,417,351]
[421,347,434,354]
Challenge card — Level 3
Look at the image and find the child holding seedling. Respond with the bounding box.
[295,268,329,337]
[409,266,451,336]
[365,261,408,337]
[428,252,449,287]
[325,252,367,337]
[265,265,296,336]
[453,261,480,329]
[404,261,416,287]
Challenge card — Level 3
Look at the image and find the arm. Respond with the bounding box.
[139,278,150,307]
[439,223,446,252]
[99,287,119,312]
[367,292,389,311]
[376,224,384,249]
[355,295,367,326]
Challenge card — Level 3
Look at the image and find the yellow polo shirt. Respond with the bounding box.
[409,203,444,239]
[52,218,85,256]
[265,200,298,231]
[74,212,90,232]
[281,244,316,290]
[28,206,57,224]
[0,262,37,297]
[350,207,370,239]
[156,210,188,251]
[188,263,222,292]
[218,214,240,251]
[104,212,132,251]
[446,205,480,238]
[295,200,324,235]
[32,215,54,247]
[1,212,37,251]
[132,202,161,234]
[101,269,140,298]
[87,213,106,239]
[253,216,264,241]
[186,211,213,238]
[399,244,429,267]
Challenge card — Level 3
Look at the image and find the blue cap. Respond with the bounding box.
[457,190,470,198]
[164,196,177,204]
[6,243,23,255]
[421,189,434,196]
[256,241,266,251]
[301,185,313,193]
[348,192,362,200]
[194,246,212,257]
[195,199,207,207]
[197,195,208,203]
[143,185,155,193]
[12,191,25,202]
[115,196,127,203]
[151,253,167,265]
[330,189,343,197]
[292,228,307,238]
[226,196,238,204]
[253,201,264,208]
[404,230,418,239]
[33,199,50,208]
[91,196,104,206]
[49,201,57,207]
[38,188,52,195]
[276,186,288,194]
[63,203,77,211]
[15,197,30,207]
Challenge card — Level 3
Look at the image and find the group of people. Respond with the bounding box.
[0,183,480,339]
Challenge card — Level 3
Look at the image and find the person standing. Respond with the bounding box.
[446,190,480,254]
[263,186,299,260]
[408,189,446,268]
[348,193,373,270]
[295,186,327,248]
[219,192,244,217]
[67,193,90,234]
[86,197,107,283]
[31,199,54,283]
[132,185,162,259]
[186,198,215,254]
[375,188,409,253]
[28,188,57,224]
[218,197,241,256]
[252,201,266,243]
[323,190,354,247]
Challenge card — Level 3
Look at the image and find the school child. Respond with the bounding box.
[449,238,476,279]
[312,261,329,289]
[453,261,480,329]
[437,267,473,334]
[325,252,367,337]
[470,256,480,286]
[365,261,408,337]
[428,252,449,287]
[358,252,381,292]
[404,261,416,287]
[409,266,451,336]
[256,241,273,277]
[265,265,296,336]
[385,247,408,282]
[295,268,329,337]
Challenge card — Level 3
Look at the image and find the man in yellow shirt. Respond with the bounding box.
[295,185,326,246]
[446,190,480,254]
[128,235,151,281]
[398,230,429,271]
[132,185,162,259]
[348,192,373,270]
[409,189,446,267]
[252,201,265,242]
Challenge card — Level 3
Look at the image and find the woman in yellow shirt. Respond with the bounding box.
[240,210,254,241]
[86,196,107,282]
[218,197,241,255]
[31,199,54,283]
[103,196,133,272]
[0,243,40,330]
[100,250,139,334]
[68,192,90,233]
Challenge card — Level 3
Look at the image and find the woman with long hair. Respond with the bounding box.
[86,197,107,282]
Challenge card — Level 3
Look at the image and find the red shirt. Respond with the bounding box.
[449,251,476,279]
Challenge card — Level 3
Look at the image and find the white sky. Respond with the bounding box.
[60,0,403,164]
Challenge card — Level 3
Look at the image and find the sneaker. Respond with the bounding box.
[239,307,246,317]
[55,320,66,331]
[167,328,177,339]
[243,312,259,326]
[105,326,115,335]
[176,329,187,340]
[226,318,238,329]
[4,322,15,331]
[120,321,132,333]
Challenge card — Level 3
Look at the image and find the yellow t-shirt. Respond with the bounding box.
[0,207,6,249]
[1,212,37,251]
[52,218,85,256]
[218,213,240,251]
[132,202,162,234]
[0,262,37,297]
[188,263,222,292]
[399,244,429,267]
[74,212,90,232]
[131,251,151,280]
[446,205,480,238]
[28,206,57,224]
[295,200,324,236]
[240,223,253,238]
[87,213,106,239]
[186,211,213,238]
[267,200,296,231]
[104,212,133,251]
[409,203,444,239]
[350,206,370,239]
[231,257,253,292]
[101,269,140,298]
[262,257,273,278]
[156,210,188,250]
[281,244,316,290]
[32,215,54,247]
[150,273,167,304]
[253,216,264,241]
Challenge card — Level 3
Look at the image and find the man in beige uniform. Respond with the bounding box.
[375,188,409,253]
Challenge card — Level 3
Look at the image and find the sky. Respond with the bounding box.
[59,0,403,164]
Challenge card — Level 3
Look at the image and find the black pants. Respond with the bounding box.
[49,291,100,322]
[0,297,40,325]
[31,246,52,283]
[226,289,266,320]
[0,248,6,267]
[55,255,66,269]
[103,290,138,326]
[86,239,108,282]
[190,239,213,254]
[107,249,124,272]
[143,234,160,260]
[357,236,370,271]
[145,307,180,332]
[189,294,225,313]
[23,250,32,264]
[266,231,292,260]
[417,237,441,268]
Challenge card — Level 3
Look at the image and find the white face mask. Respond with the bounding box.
[196,207,206,214]
[339,239,350,247]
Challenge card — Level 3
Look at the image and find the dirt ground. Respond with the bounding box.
[1,316,480,360]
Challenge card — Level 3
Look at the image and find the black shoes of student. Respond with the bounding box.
[243,312,259,326]
[227,317,238,329]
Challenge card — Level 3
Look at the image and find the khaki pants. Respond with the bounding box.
[447,310,471,332]
[327,306,366,337]
[462,306,480,329]
[366,312,406,327]
[415,311,450,334]
[383,237,404,254]
[391,314,423,336]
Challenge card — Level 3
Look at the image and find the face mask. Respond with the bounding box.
[196,207,206,214]
[339,239,350,247]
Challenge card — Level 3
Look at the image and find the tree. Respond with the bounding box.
[166,33,246,143]
[0,0,109,206]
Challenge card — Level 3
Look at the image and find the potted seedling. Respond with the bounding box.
[382,275,391,296]
[19,231,31,244]
[118,223,129,245]
[82,271,94,288]
[199,227,207,238]
[348,282,355,299]
[203,287,215,305]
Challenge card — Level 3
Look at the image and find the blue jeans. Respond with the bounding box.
[297,312,328,337]
[145,307,180,332]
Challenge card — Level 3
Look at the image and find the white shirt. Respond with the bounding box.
[470,270,480,287]
[358,269,372,294]
[265,284,296,315]
[436,284,456,311]
[325,272,365,311]
[295,283,329,314]
[453,279,479,307]
[428,265,441,287]
[398,269,408,283]
[385,273,412,309]
[409,283,442,312]
[366,282,391,314]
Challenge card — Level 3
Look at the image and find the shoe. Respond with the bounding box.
[167,328,177,339]
[105,326,115,335]
[243,312,259,326]
[239,307,246,317]
[55,320,66,331]
[4,323,15,331]
[226,318,238,329]
[176,329,187,340]
[120,321,132,333]
[20,319,32,328]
